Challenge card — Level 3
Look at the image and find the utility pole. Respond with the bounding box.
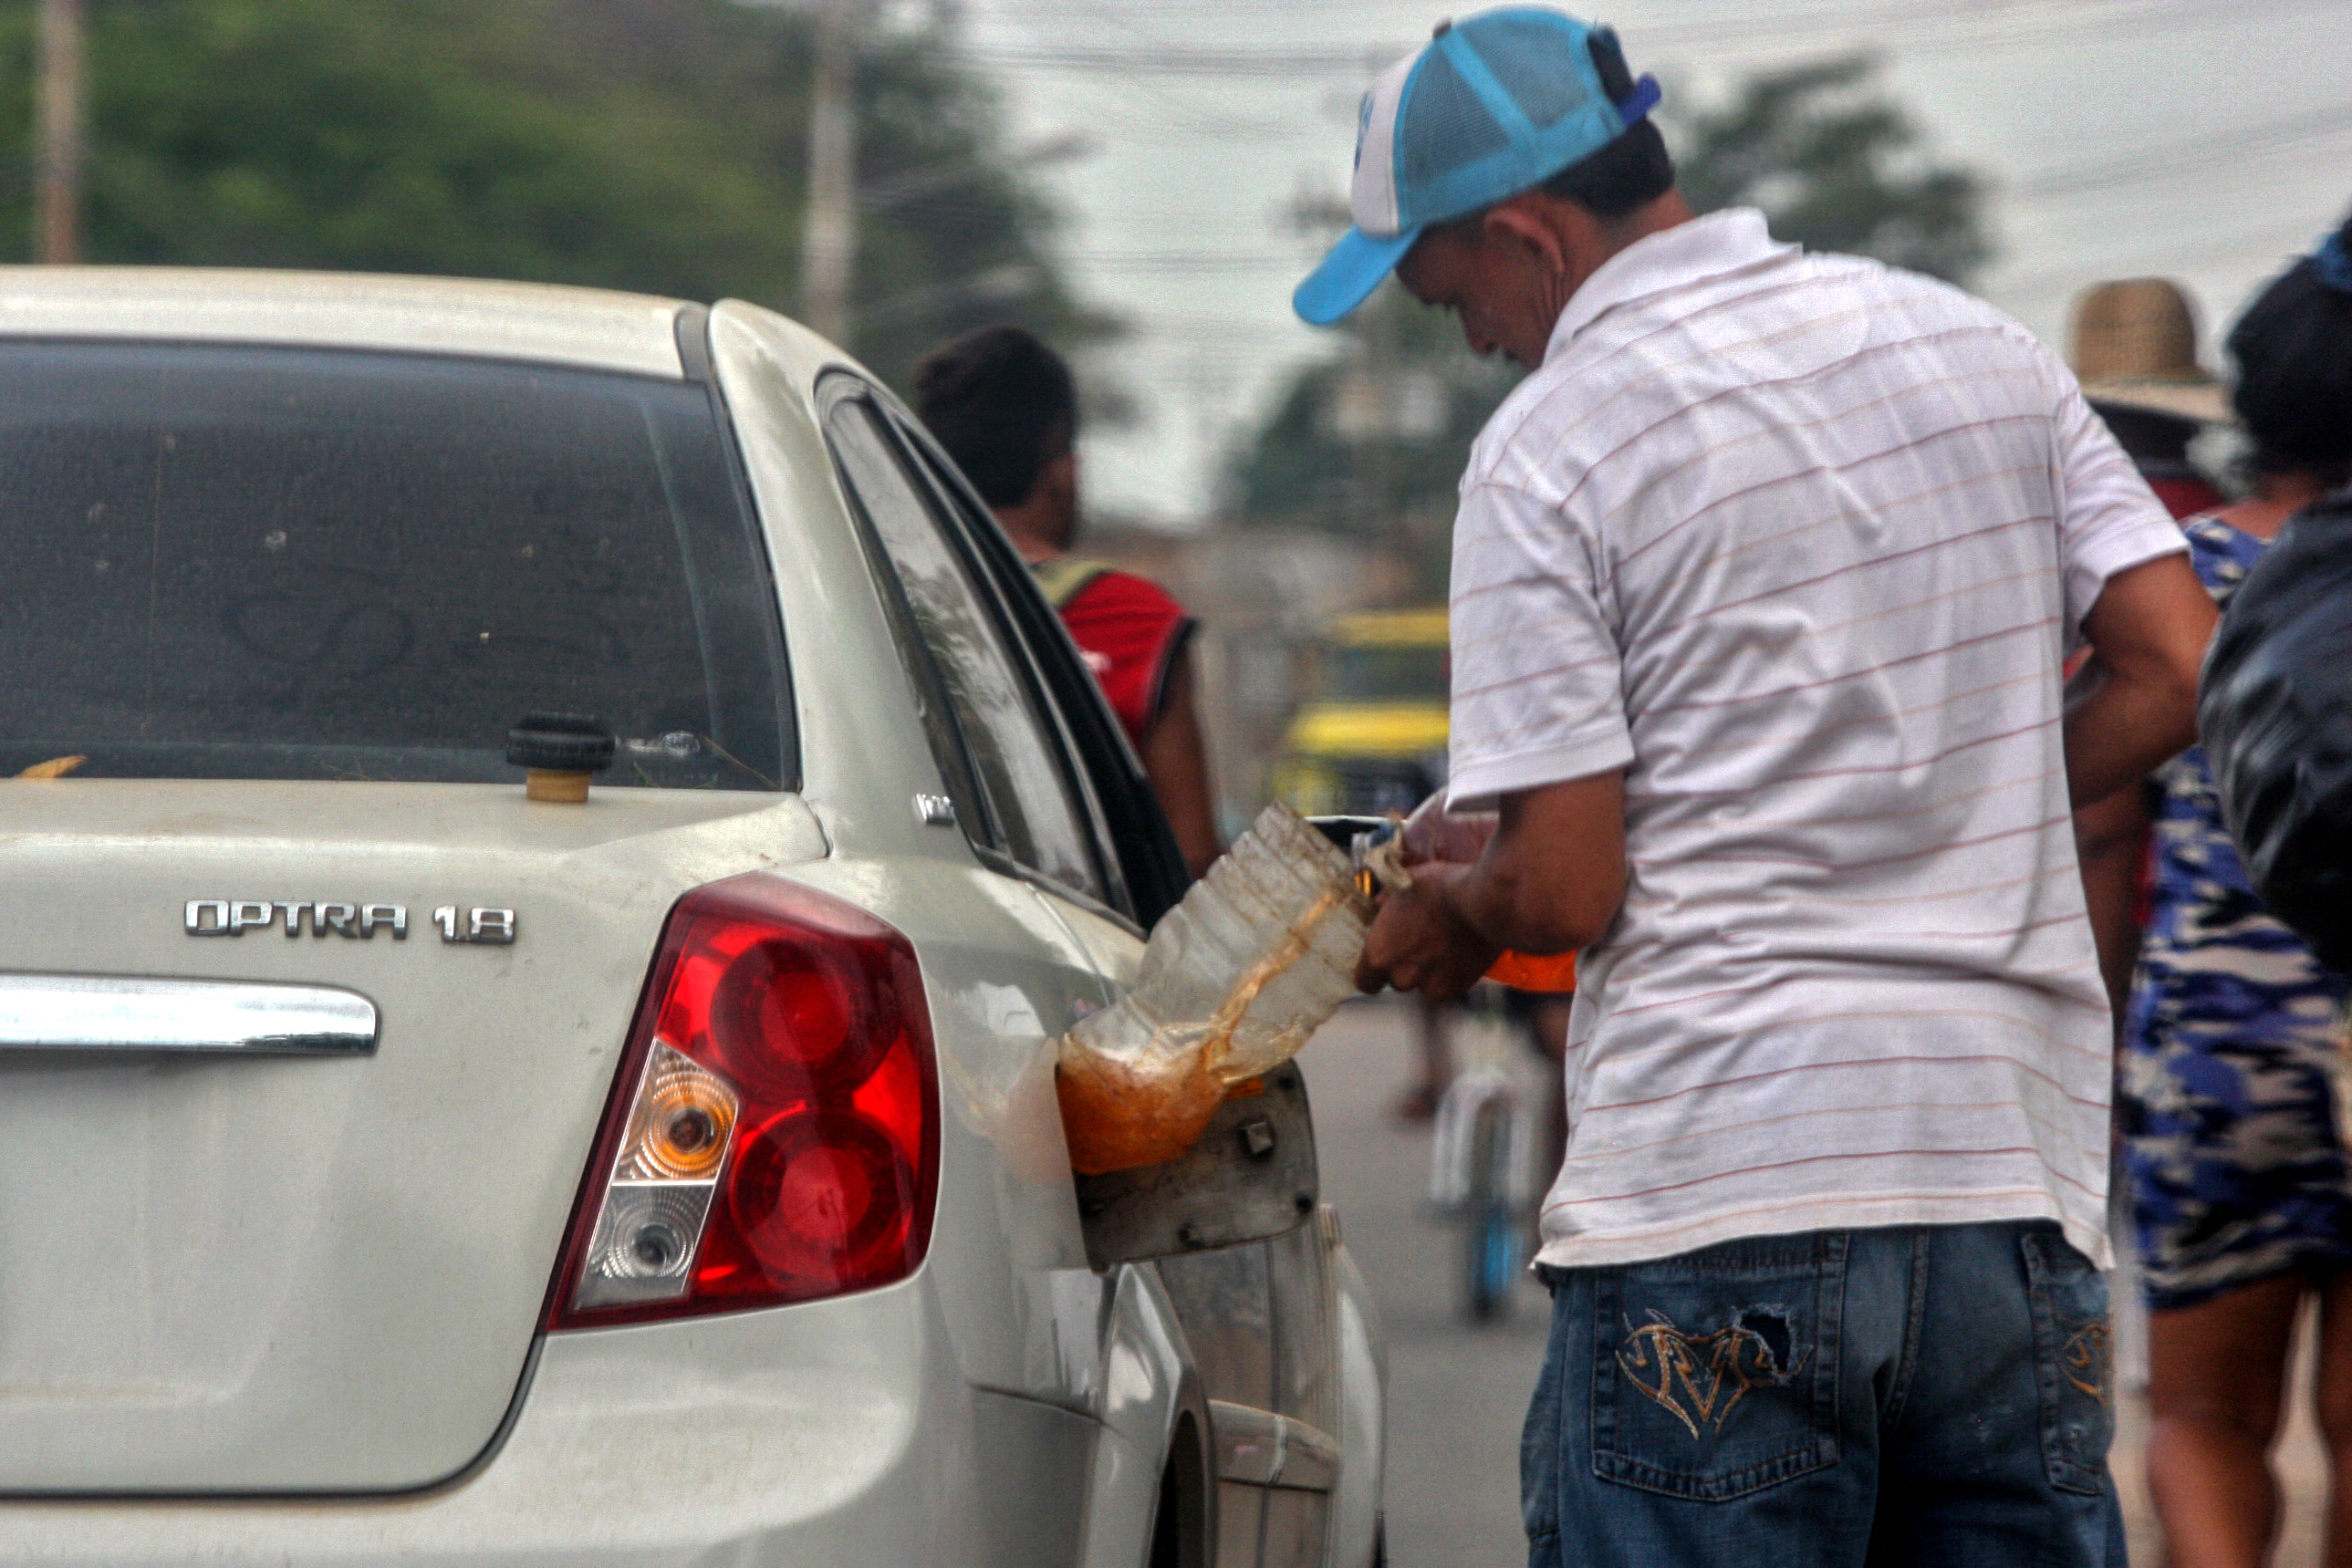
[799,0,859,345]
[32,0,86,265]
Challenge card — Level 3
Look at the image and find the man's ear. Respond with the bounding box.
[1481,198,1570,274]
[1039,448,1077,504]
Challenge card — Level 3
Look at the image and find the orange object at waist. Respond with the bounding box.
[1485,950,1577,992]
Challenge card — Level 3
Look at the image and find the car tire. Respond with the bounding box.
[1148,1415,1209,1568]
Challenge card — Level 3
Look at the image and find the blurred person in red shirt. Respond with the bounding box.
[914,326,1223,878]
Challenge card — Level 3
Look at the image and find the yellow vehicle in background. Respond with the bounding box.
[1271,607,1451,819]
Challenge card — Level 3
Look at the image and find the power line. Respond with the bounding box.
[1068,250,1296,273]
[1991,210,2337,303]
[965,0,2337,75]
[856,262,1042,327]
[959,0,2343,148]
[1629,0,2336,55]
[964,42,1393,77]
[2011,102,2352,199]
[992,0,1309,136]
[860,130,1093,210]
[1048,70,1295,139]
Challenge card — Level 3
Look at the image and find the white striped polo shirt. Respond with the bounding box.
[1446,208,2185,1271]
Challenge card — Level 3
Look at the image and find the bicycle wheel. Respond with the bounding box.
[1462,1103,1521,1322]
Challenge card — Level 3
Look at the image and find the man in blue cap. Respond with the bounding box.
[1324,9,2220,1563]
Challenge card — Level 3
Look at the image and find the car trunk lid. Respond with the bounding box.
[0,778,825,1493]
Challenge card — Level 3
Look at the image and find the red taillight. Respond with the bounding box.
[545,875,939,1329]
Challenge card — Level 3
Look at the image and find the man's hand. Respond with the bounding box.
[1357,770,1628,1002]
[1355,864,1504,1002]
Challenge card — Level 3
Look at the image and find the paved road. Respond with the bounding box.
[1300,996,2332,1566]
[1300,999,1555,1568]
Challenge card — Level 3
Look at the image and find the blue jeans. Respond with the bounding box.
[1523,1222,2127,1567]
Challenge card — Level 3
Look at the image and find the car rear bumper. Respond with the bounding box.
[0,1279,1098,1566]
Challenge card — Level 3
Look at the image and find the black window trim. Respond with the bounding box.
[875,389,1190,930]
[675,305,801,793]
[816,379,1003,847]
[816,372,1135,925]
[879,409,1149,936]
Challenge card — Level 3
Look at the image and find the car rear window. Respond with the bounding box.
[0,340,791,790]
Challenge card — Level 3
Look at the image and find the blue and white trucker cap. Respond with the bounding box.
[1294,8,1660,326]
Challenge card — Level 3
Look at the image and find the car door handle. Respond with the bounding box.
[0,973,379,1055]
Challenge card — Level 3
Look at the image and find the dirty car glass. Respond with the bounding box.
[827,395,1108,904]
[0,341,789,789]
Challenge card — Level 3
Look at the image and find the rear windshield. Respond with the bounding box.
[0,340,791,790]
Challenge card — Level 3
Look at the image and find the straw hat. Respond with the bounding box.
[2066,277,2231,425]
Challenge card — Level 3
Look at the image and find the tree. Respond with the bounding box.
[1225,282,1517,590]
[0,0,1104,389]
[1227,55,1989,590]
[1675,54,1988,288]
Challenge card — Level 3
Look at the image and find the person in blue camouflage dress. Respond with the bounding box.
[2114,213,2352,1567]
[2121,513,2352,1307]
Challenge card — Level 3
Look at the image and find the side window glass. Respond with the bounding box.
[826,396,1108,905]
[891,429,1131,887]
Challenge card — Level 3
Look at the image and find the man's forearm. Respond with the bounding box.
[2066,553,2215,805]
[1445,856,1577,956]
[2063,664,2200,805]
[2073,784,2150,1027]
[1443,772,1629,955]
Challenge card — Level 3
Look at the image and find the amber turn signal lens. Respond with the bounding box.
[618,1046,740,1182]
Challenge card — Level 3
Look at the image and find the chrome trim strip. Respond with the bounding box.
[0,974,378,1055]
[1205,1401,1342,1492]
[1208,1400,1284,1487]
[1271,1416,1342,1493]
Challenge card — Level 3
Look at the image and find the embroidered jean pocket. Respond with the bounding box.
[2021,1228,2114,1497]
[1589,1232,1842,1501]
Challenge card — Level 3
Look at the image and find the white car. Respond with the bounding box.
[0,269,1385,1567]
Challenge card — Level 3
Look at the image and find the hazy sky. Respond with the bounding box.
[956,0,2352,525]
